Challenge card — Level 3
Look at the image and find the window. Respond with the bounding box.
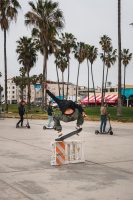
[12,86,15,89]
[110,88,115,92]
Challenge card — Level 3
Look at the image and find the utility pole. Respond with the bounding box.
[117,0,122,116]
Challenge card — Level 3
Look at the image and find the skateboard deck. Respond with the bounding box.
[55,128,82,141]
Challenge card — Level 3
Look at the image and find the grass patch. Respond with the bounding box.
[1,104,133,122]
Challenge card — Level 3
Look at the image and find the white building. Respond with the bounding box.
[6,78,78,104]
[7,79,17,104]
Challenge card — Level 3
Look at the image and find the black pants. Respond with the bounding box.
[17,115,24,126]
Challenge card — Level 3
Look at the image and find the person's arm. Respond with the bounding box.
[76,104,83,113]
[46,90,61,104]
[75,103,86,116]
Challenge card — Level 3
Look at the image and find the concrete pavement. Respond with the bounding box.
[0,118,133,200]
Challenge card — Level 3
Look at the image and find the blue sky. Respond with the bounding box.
[0,0,133,88]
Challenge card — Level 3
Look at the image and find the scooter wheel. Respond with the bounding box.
[95,130,99,134]
[110,131,113,135]
[43,126,46,130]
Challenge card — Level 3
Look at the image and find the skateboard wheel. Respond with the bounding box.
[43,126,46,130]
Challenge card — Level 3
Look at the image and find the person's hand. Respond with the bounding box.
[82,112,87,117]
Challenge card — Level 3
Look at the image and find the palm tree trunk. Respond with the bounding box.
[123,65,126,96]
[44,62,47,108]
[117,0,122,116]
[91,63,96,106]
[104,67,109,99]
[56,64,60,96]
[42,47,47,110]
[62,72,64,99]
[76,63,80,102]
[66,57,70,99]
[87,59,90,105]
[4,29,8,112]
[27,69,31,110]
[101,52,105,106]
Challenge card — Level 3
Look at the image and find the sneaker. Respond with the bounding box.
[76,125,82,130]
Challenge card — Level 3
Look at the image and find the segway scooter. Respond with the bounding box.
[95,115,113,135]
[16,111,30,129]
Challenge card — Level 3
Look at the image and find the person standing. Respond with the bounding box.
[47,101,54,128]
[16,100,25,128]
[100,103,108,133]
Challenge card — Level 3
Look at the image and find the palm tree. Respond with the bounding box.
[101,47,117,97]
[0,0,21,112]
[99,35,111,105]
[56,51,67,99]
[13,67,27,101]
[121,49,132,96]
[25,0,64,109]
[84,44,91,105]
[117,0,122,115]
[30,74,39,104]
[74,42,86,102]
[87,45,98,105]
[60,33,76,99]
[54,46,62,97]
[16,37,37,108]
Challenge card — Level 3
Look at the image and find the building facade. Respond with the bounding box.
[7,79,78,104]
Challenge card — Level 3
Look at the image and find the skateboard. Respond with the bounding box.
[55,128,82,141]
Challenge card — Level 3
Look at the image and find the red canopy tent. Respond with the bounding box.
[81,94,118,105]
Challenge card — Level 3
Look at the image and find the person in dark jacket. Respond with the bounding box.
[46,90,86,136]
[16,100,25,127]
[47,101,54,127]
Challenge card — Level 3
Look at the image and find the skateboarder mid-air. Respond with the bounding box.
[46,90,86,136]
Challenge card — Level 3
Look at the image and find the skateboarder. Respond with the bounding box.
[46,89,86,136]
[16,100,26,128]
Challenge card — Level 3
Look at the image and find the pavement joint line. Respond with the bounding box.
[0,136,51,152]
[85,159,133,164]
[0,167,53,174]
[85,160,133,176]
[0,179,34,200]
